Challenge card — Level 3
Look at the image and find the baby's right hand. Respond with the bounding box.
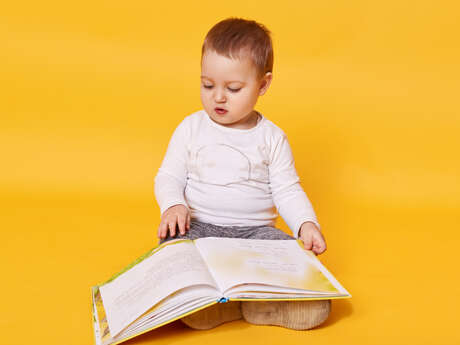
[158,204,191,239]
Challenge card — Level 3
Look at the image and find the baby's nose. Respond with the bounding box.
[214,90,226,102]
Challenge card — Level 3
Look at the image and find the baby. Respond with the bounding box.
[154,17,330,330]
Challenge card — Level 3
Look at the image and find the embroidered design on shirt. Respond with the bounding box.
[196,144,251,185]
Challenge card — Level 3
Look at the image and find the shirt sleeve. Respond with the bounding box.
[154,118,190,215]
[268,133,320,239]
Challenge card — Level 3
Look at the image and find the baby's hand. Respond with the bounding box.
[299,222,326,255]
[158,204,191,239]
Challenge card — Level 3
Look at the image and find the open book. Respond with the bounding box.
[91,237,351,345]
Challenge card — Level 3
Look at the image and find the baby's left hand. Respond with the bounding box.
[299,222,326,255]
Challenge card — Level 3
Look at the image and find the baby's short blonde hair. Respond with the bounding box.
[201,17,274,80]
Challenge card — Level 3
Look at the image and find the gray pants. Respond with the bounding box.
[159,220,295,244]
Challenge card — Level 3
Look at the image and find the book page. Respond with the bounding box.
[99,240,218,337]
[194,237,340,295]
[94,285,220,345]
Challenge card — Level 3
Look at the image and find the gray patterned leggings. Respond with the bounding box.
[159,219,295,244]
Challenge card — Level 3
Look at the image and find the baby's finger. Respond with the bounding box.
[177,215,186,235]
[312,236,327,255]
[186,213,191,230]
[158,220,167,238]
[302,236,313,251]
[168,219,177,237]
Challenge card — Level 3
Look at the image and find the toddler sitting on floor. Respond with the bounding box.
[154,17,330,330]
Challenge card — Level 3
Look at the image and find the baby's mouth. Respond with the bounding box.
[215,107,228,115]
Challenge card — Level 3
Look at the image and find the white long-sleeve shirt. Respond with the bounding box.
[154,109,320,239]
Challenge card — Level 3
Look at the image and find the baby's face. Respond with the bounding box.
[200,50,272,129]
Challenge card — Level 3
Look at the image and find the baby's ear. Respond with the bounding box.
[259,72,273,95]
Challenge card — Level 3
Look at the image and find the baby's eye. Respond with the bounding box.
[202,85,241,93]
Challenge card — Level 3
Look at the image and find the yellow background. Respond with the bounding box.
[2,1,459,344]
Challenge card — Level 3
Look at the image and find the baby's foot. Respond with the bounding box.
[181,301,242,330]
[241,300,331,330]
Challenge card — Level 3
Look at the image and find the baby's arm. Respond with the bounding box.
[154,119,191,238]
[268,133,326,254]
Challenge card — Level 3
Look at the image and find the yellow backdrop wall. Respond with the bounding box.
[2,1,459,344]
